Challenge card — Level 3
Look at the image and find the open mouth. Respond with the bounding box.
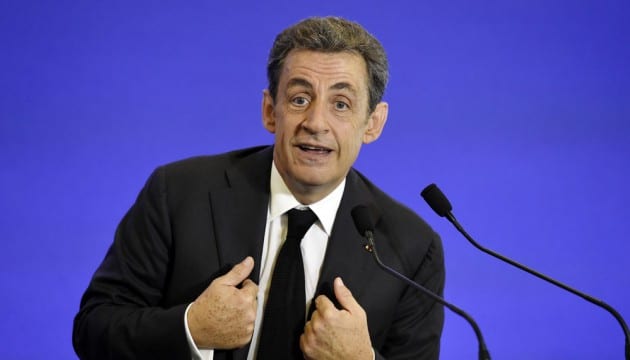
[298,144,332,154]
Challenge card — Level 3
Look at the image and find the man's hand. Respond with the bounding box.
[187,256,258,349]
[300,277,374,360]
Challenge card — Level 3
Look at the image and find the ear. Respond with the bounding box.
[362,101,388,144]
[262,89,276,133]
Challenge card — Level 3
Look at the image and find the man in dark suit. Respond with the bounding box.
[73,16,445,360]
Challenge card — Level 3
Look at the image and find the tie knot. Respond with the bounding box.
[286,208,317,242]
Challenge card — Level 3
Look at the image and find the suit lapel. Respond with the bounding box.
[210,147,273,283]
[311,170,380,314]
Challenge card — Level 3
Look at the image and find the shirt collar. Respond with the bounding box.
[269,161,345,236]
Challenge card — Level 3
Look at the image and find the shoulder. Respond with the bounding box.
[154,145,270,183]
[350,169,442,272]
[141,145,272,197]
[351,169,434,234]
[162,145,270,177]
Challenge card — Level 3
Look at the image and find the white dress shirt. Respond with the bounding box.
[186,161,345,360]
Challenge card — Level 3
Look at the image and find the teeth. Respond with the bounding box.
[300,145,330,152]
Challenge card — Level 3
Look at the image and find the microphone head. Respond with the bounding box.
[351,205,376,235]
[421,183,453,217]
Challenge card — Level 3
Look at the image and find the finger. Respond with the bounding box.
[314,294,336,313]
[240,278,259,297]
[299,333,311,359]
[300,322,317,359]
[220,256,255,286]
[333,277,360,312]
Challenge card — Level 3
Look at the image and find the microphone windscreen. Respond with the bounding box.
[351,205,375,235]
[421,184,453,217]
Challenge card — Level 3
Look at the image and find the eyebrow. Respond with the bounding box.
[330,81,357,96]
[286,78,313,91]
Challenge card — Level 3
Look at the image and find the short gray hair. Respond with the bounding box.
[267,16,389,113]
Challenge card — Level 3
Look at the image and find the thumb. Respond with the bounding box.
[220,256,255,286]
[333,277,361,313]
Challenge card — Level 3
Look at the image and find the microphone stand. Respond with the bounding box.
[445,211,630,360]
[364,229,491,360]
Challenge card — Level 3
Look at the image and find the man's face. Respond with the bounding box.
[262,49,388,203]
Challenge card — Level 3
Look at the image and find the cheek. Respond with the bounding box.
[339,131,364,159]
[276,116,299,136]
[272,120,288,140]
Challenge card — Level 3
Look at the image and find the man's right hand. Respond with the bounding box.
[187,256,258,349]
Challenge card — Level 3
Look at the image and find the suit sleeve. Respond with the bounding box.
[72,166,191,359]
[375,231,446,360]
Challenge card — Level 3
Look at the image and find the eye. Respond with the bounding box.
[334,101,350,111]
[291,96,310,107]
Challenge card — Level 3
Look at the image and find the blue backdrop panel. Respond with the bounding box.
[1,1,628,358]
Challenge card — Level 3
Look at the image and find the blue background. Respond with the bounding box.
[1,1,629,358]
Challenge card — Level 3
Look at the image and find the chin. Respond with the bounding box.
[296,175,328,187]
[292,171,332,188]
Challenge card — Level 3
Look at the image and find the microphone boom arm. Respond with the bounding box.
[364,230,491,360]
[446,212,630,360]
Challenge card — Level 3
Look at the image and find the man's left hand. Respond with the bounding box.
[300,277,374,360]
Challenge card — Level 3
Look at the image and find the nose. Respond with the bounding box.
[302,100,329,134]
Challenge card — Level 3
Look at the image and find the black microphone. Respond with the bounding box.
[421,183,630,360]
[351,205,491,360]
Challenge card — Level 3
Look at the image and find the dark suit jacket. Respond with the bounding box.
[73,146,445,360]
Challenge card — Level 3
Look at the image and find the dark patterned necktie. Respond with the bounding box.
[257,208,318,359]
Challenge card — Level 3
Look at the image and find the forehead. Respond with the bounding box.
[279,49,369,91]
